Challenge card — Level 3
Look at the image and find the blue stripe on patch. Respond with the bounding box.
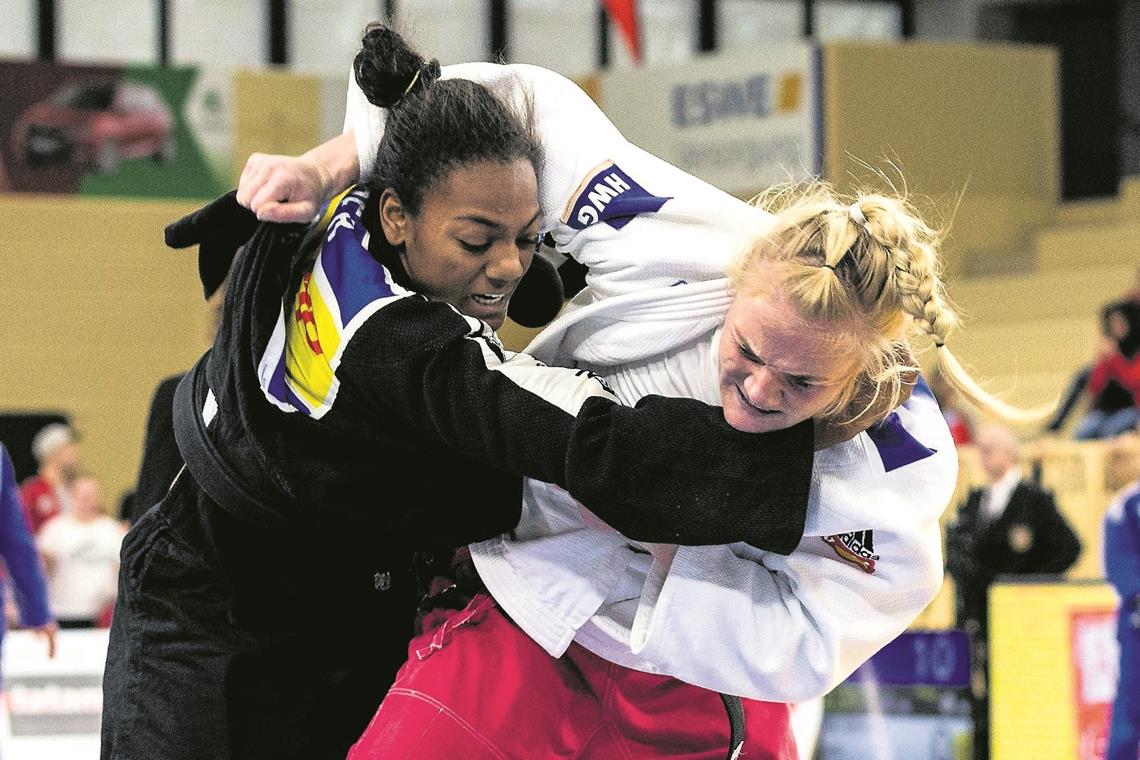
[566,163,671,231]
[319,192,396,324]
[866,411,937,473]
[281,380,311,417]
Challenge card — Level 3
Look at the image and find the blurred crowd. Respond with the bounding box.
[933,265,1140,448]
[3,423,126,638]
[929,266,1140,760]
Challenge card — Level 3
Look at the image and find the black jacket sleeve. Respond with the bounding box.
[342,297,811,552]
[1029,488,1081,574]
[165,191,258,299]
[180,201,813,554]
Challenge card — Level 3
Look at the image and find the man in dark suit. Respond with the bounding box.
[946,423,1081,760]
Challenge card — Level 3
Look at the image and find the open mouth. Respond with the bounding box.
[736,386,779,415]
[471,293,506,306]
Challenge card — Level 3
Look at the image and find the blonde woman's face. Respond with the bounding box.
[718,291,858,433]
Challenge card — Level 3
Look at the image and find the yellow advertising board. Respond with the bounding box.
[989,582,1119,760]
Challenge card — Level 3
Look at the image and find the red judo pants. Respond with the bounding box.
[347,594,798,759]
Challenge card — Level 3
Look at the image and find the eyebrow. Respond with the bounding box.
[736,333,823,383]
[456,209,542,232]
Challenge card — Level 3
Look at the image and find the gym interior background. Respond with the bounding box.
[1,2,1138,759]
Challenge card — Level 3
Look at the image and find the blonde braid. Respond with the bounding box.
[869,201,1052,425]
[880,231,957,346]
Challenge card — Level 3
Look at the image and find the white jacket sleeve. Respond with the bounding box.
[344,64,387,175]
[627,517,945,702]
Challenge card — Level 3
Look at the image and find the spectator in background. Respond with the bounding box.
[1048,300,1140,438]
[19,422,81,533]
[1,442,56,669]
[1074,300,1140,440]
[37,474,126,629]
[945,422,1081,760]
[929,365,975,445]
[1104,447,1140,760]
[124,274,228,526]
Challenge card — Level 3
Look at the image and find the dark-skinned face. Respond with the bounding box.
[379,159,541,330]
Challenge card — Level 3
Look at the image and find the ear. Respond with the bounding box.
[378,188,408,247]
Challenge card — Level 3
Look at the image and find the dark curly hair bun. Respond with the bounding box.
[356,22,542,218]
[353,23,441,108]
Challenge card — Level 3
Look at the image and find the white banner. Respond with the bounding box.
[599,45,821,196]
[1,629,108,760]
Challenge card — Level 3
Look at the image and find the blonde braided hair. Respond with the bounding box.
[729,181,1050,426]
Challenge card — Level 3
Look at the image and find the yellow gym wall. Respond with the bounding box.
[822,41,1061,276]
[233,69,325,185]
[1,194,208,507]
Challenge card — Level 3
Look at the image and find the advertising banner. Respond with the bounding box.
[1,629,109,760]
[989,581,1120,760]
[599,45,821,196]
[0,60,229,199]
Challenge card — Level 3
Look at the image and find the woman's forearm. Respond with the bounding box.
[304,130,360,195]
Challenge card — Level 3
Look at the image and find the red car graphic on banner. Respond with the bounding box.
[11,79,174,175]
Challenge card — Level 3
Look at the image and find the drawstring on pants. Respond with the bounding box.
[719,692,745,759]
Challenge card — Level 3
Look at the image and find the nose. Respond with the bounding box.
[485,242,527,286]
[740,367,782,409]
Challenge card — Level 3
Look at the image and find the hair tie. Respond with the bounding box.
[822,263,838,273]
[848,203,870,232]
[934,341,945,348]
[401,69,421,100]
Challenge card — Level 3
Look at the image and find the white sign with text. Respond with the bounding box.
[1,629,107,759]
[600,45,821,196]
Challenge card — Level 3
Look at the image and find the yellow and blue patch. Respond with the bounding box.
[257,188,410,418]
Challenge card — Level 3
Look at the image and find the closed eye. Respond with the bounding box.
[740,342,815,389]
[458,239,491,254]
[738,342,762,363]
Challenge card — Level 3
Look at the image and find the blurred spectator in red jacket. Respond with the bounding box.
[18,423,80,534]
[1075,301,1140,440]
